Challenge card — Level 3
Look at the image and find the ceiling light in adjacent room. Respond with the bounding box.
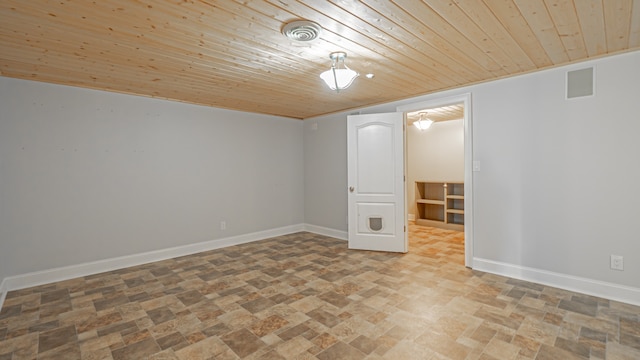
[320,52,359,92]
[413,112,434,130]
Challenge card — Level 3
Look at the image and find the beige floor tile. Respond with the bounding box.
[1,225,639,359]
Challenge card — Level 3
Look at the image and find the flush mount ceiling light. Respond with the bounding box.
[414,112,434,130]
[320,52,359,92]
[282,20,322,42]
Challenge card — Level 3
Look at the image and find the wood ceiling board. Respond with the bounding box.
[366,0,493,82]
[482,0,554,68]
[574,0,608,57]
[392,1,507,75]
[427,0,524,73]
[603,0,634,52]
[454,0,536,70]
[2,32,323,104]
[544,0,589,61]
[513,0,571,64]
[1,0,639,119]
[629,0,640,46]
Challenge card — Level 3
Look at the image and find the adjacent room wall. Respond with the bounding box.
[0,77,305,289]
[407,119,464,218]
[304,50,640,301]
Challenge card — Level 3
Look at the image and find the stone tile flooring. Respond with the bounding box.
[1,224,639,359]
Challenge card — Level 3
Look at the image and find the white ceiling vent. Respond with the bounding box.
[567,67,594,99]
[282,20,322,42]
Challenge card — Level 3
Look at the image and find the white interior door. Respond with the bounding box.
[347,112,407,253]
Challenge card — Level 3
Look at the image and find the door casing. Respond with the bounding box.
[397,93,473,267]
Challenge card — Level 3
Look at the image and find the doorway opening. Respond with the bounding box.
[397,94,473,267]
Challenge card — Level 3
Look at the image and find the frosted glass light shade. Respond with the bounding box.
[320,52,359,92]
[413,118,433,130]
[320,67,359,91]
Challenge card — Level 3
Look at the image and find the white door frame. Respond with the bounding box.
[397,93,473,267]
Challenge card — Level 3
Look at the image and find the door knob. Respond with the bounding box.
[349,186,354,192]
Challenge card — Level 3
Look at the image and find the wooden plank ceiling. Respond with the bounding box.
[1,0,639,119]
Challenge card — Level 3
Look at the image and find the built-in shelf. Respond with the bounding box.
[417,199,445,205]
[415,181,464,231]
[446,209,465,214]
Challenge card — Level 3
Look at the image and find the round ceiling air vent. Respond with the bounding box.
[282,20,322,42]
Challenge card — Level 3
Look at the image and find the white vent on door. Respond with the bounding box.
[566,67,594,99]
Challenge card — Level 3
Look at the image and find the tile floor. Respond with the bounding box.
[1,224,639,359]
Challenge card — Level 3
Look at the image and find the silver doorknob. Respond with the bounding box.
[349,186,354,192]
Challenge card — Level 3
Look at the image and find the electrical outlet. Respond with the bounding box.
[610,255,624,271]
[220,221,226,231]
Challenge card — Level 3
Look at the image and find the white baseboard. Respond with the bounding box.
[0,223,348,310]
[304,224,348,240]
[4,228,638,309]
[0,278,7,311]
[1,224,306,298]
[473,257,640,307]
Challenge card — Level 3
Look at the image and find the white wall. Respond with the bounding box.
[304,50,640,301]
[303,114,348,233]
[407,119,464,217]
[0,77,304,287]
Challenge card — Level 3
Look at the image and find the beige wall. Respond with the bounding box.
[407,119,464,218]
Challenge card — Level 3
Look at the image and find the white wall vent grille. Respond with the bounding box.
[567,67,594,99]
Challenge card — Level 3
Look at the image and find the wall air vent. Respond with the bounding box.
[567,67,594,99]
